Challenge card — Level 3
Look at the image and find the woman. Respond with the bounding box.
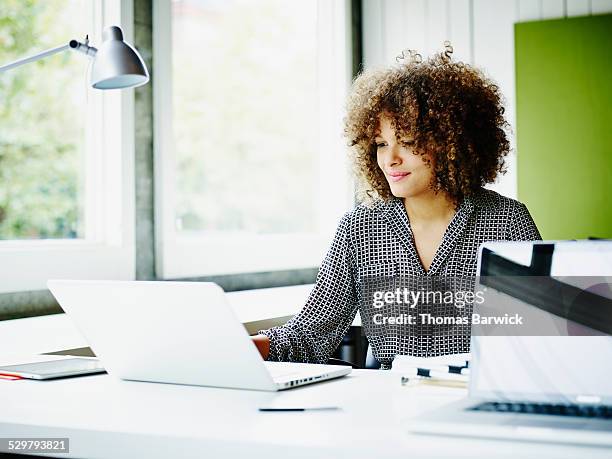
[253,48,541,369]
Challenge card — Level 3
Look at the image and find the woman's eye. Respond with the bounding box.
[401,140,415,147]
[375,142,386,148]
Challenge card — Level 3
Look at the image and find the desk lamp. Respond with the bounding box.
[0,25,149,89]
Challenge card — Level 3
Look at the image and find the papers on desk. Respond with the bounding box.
[392,353,471,388]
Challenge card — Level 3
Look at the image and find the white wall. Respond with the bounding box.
[362,0,612,199]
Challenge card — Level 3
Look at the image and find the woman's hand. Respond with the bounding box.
[251,334,270,360]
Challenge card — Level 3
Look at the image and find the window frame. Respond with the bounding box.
[153,0,355,280]
[0,0,136,294]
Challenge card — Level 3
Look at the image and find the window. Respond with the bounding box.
[0,0,91,240]
[0,0,135,293]
[154,0,354,278]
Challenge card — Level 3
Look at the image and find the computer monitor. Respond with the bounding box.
[470,241,612,405]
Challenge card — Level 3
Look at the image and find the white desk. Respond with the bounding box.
[0,301,608,458]
[1,370,609,458]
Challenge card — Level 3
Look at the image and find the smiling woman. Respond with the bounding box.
[346,48,510,207]
[255,46,542,369]
[374,116,433,205]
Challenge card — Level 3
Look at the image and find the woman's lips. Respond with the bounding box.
[388,172,411,182]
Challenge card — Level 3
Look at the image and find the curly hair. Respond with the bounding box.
[344,46,510,207]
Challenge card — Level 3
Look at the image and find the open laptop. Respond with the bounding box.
[47,280,351,391]
[408,240,612,446]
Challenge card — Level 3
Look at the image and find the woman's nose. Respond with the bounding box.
[384,144,402,167]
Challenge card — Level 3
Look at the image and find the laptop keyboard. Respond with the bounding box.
[470,402,612,419]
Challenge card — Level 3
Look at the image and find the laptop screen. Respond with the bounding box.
[469,241,612,405]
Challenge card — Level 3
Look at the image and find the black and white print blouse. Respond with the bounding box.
[258,187,542,369]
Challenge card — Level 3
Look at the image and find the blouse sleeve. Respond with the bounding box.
[506,202,542,241]
[257,213,359,364]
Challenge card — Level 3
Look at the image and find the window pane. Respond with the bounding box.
[172,0,318,234]
[0,0,91,240]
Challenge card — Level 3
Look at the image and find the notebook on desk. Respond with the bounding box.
[0,354,104,380]
[407,240,612,446]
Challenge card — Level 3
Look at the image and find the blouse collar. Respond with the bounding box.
[381,194,475,275]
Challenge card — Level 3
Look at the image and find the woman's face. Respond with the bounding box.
[375,115,434,199]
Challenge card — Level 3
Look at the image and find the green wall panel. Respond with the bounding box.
[515,14,612,239]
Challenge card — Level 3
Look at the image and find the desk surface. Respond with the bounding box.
[0,298,608,458]
[1,370,609,459]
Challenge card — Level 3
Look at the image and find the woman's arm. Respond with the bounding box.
[257,213,359,364]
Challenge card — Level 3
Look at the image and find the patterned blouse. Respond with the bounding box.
[258,188,541,369]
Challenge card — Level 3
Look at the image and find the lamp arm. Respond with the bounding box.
[0,39,97,73]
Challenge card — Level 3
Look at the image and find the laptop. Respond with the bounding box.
[47,280,351,391]
[407,240,612,446]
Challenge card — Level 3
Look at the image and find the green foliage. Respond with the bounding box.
[0,141,79,238]
[0,0,88,239]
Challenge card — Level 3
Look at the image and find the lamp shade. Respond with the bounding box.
[90,26,149,90]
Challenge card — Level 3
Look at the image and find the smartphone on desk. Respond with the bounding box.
[0,357,105,380]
